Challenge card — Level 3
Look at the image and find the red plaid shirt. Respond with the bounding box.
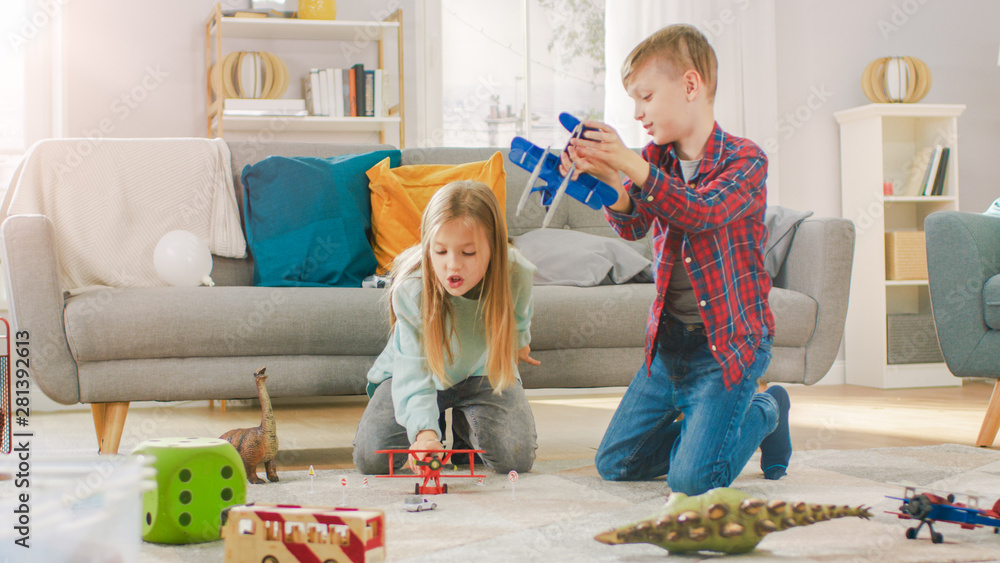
[605,122,774,390]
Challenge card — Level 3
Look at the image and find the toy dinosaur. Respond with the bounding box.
[595,487,872,554]
[220,367,279,484]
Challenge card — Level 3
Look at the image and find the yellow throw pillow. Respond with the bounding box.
[367,151,507,274]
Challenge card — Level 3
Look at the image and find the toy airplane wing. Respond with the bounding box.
[374,448,486,478]
[508,136,618,224]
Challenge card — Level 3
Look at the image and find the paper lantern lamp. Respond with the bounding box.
[210,51,289,100]
[862,56,932,103]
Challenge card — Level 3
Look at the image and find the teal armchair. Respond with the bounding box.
[925,210,1000,446]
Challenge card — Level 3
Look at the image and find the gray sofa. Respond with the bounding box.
[1,141,855,454]
[925,210,1000,446]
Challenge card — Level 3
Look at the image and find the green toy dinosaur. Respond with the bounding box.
[595,487,872,554]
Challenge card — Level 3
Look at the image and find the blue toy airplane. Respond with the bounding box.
[508,112,619,228]
[887,486,1000,543]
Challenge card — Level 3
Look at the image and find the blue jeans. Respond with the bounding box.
[595,315,777,495]
[353,376,537,475]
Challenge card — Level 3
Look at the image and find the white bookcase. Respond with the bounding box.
[204,3,405,146]
[835,103,964,389]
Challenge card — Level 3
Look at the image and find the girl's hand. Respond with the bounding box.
[408,429,444,473]
[518,345,540,366]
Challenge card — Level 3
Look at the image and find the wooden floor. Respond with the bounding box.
[24,380,999,472]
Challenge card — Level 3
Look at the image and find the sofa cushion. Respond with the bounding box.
[241,150,401,287]
[512,229,651,286]
[984,275,1000,329]
[64,287,392,361]
[769,287,818,347]
[367,152,506,274]
[764,206,814,279]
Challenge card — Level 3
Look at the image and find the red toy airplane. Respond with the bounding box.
[887,486,1000,543]
[374,449,486,495]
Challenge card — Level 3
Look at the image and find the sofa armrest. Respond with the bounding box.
[1,215,79,404]
[773,216,855,384]
[925,210,1000,378]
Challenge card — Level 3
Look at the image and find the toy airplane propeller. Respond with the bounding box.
[509,112,619,228]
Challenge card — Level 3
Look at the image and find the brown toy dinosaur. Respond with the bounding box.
[220,367,279,484]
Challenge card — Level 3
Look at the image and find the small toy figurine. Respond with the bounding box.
[508,112,619,228]
[595,487,872,555]
[375,448,486,495]
[219,367,279,484]
[888,486,1000,543]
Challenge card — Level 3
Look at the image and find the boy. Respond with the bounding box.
[561,24,791,495]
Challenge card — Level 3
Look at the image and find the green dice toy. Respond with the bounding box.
[132,437,247,544]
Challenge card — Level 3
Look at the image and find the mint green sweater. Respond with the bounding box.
[366,247,535,442]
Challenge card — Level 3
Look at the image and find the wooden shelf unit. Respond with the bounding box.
[836,103,965,389]
[204,3,405,146]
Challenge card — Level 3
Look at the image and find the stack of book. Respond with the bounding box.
[302,64,389,118]
[223,98,307,116]
[900,145,951,196]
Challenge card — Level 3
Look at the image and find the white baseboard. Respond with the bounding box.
[813,360,846,386]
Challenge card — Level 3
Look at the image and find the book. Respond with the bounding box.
[373,69,383,118]
[352,63,366,118]
[931,147,950,196]
[341,69,351,117]
[364,70,375,117]
[308,69,322,116]
[901,147,934,196]
[224,98,307,116]
[348,69,357,117]
[330,68,344,118]
[302,76,313,115]
[921,145,943,196]
[382,71,390,116]
[317,69,329,116]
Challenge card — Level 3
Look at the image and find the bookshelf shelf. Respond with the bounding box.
[215,114,401,133]
[835,103,965,389]
[204,3,405,145]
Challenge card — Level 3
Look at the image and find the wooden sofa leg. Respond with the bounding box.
[90,403,106,451]
[976,380,1000,447]
[91,402,130,454]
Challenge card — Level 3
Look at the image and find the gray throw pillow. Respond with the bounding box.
[764,206,814,279]
[512,229,652,286]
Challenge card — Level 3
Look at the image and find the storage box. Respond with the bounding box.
[887,313,944,364]
[885,231,928,280]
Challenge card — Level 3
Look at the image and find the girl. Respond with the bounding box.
[353,180,540,475]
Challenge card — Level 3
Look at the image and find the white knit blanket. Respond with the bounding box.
[5,138,247,294]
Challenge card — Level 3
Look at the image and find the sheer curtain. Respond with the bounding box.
[603,0,780,200]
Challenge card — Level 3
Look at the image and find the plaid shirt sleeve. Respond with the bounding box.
[604,124,774,390]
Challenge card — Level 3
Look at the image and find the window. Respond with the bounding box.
[440,0,605,148]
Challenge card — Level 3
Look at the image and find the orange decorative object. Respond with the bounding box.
[862,56,932,103]
[298,0,336,20]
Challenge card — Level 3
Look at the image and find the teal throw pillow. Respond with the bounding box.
[241,150,401,287]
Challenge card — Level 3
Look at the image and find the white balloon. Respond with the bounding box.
[153,230,215,287]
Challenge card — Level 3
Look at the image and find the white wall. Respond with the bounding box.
[775,0,1000,217]
[61,0,418,145]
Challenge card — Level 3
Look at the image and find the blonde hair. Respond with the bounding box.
[387,181,517,393]
[621,24,718,100]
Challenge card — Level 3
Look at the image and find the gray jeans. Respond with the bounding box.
[353,376,538,475]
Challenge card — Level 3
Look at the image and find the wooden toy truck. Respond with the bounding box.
[221,503,385,563]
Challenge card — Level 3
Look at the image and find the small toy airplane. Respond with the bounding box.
[374,448,486,495]
[887,486,1000,543]
[508,112,619,228]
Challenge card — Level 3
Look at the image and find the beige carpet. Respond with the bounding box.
[6,444,1000,562]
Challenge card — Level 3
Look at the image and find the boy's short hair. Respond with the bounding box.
[621,24,718,100]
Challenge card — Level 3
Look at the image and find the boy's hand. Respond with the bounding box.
[518,344,540,366]
[569,121,649,187]
[409,429,444,473]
